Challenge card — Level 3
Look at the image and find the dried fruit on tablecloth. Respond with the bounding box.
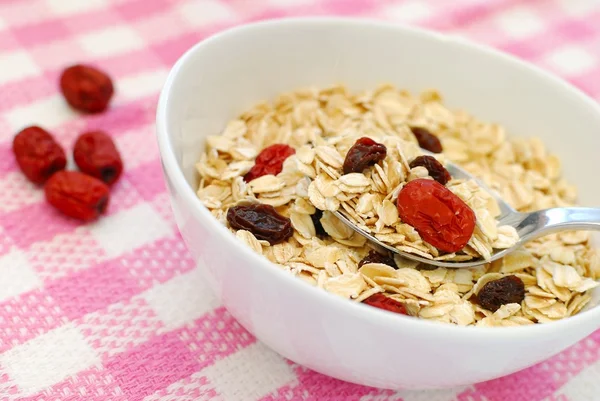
[73,131,123,185]
[45,171,110,221]
[60,64,114,113]
[13,126,67,184]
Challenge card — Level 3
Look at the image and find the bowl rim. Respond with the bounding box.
[156,16,600,339]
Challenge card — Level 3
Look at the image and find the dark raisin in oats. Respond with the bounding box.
[227,203,293,245]
[409,155,451,185]
[477,275,525,312]
[358,250,397,269]
[342,137,387,174]
[410,126,443,153]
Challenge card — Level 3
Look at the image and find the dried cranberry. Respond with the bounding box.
[45,171,110,221]
[342,137,387,174]
[227,203,293,245]
[311,209,327,237]
[13,126,67,184]
[363,293,406,315]
[477,275,525,312]
[60,64,114,113]
[410,126,443,153]
[244,144,295,182]
[73,131,123,185]
[358,250,397,269]
[409,155,451,185]
[397,179,476,253]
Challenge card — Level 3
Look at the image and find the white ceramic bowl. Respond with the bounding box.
[156,18,600,390]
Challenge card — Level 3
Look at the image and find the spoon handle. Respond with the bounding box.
[513,207,600,241]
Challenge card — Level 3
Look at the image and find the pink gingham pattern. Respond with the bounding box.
[0,0,599,399]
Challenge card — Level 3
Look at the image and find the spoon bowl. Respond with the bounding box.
[333,151,600,268]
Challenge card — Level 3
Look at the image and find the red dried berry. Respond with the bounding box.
[358,250,397,269]
[342,137,387,174]
[13,126,67,184]
[244,144,295,182]
[409,155,451,185]
[74,131,123,185]
[397,179,476,253]
[60,64,114,113]
[410,126,443,153]
[477,275,525,312]
[45,171,110,221]
[363,293,406,315]
[227,203,293,245]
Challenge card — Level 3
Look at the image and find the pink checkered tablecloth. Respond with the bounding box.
[0,0,599,400]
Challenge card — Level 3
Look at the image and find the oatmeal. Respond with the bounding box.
[196,84,599,326]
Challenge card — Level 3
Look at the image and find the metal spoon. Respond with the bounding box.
[332,152,600,269]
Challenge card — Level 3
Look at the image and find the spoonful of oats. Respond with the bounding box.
[305,135,600,269]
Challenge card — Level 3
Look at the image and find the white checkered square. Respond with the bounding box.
[5,94,77,132]
[0,323,100,395]
[0,250,41,303]
[178,0,236,27]
[546,45,596,76]
[0,172,44,213]
[554,355,600,401]
[78,26,145,57]
[118,68,169,100]
[556,0,600,17]
[266,0,314,5]
[46,0,108,15]
[382,1,434,22]
[28,228,107,280]
[202,342,296,401]
[0,51,40,86]
[88,203,172,257]
[143,267,219,330]
[115,125,160,170]
[78,296,163,357]
[494,6,545,39]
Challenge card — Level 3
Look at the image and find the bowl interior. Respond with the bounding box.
[162,18,600,310]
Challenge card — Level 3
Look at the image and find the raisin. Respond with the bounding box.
[244,144,295,182]
[227,203,293,245]
[409,155,451,185]
[358,250,397,269]
[477,275,525,312]
[397,179,476,253]
[44,171,110,221]
[73,131,123,185]
[311,209,327,237]
[13,126,67,184]
[60,64,114,113]
[410,126,443,153]
[342,137,387,174]
[363,293,406,315]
